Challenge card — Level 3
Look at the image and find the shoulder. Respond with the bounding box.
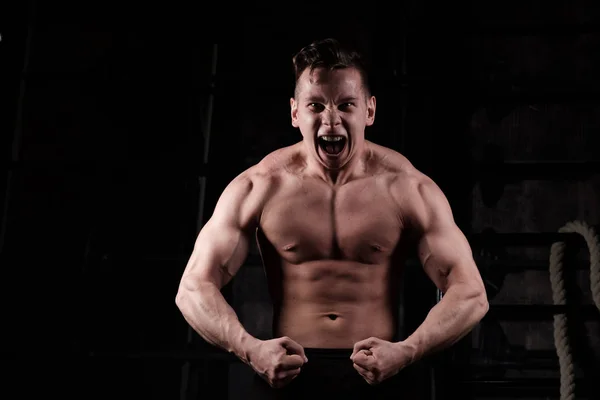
[365,141,424,190]
[367,142,451,230]
[217,144,299,220]
[242,143,301,185]
[363,141,414,175]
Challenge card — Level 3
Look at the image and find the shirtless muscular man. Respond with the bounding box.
[175,38,489,399]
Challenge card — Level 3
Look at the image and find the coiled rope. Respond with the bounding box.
[548,220,600,400]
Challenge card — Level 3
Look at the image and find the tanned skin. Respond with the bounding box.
[175,66,488,388]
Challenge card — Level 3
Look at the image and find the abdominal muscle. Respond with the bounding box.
[268,260,397,349]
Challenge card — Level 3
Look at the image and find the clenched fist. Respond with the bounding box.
[350,337,412,385]
[248,336,308,388]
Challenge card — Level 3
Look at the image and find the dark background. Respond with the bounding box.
[2,1,600,399]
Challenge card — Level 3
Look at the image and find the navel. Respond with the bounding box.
[282,243,297,252]
[371,244,383,252]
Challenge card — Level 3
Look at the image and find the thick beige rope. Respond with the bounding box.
[549,220,600,400]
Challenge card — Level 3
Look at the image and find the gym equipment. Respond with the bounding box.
[474,143,600,207]
[549,220,600,400]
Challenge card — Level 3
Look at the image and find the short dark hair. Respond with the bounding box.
[292,38,371,97]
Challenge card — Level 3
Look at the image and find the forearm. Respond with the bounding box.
[176,281,259,364]
[401,284,488,363]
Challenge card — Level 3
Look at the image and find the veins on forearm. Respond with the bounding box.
[408,287,485,360]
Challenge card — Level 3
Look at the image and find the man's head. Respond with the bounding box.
[290,38,376,171]
[292,38,371,98]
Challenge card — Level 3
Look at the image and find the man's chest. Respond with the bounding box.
[259,179,405,264]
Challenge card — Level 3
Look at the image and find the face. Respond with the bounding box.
[290,67,376,170]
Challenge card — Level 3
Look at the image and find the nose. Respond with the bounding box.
[322,107,341,127]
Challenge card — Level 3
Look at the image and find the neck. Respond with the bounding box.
[302,140,371,186]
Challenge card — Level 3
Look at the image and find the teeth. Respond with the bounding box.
[320,136,344,142]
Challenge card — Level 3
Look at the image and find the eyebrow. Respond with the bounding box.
[305,96,325,103]
[304,96,359,103]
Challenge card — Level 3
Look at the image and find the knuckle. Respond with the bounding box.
[275,371,287,380]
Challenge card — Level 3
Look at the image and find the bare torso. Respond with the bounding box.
[254,141,417,348]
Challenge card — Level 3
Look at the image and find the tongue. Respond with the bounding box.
[323,141,344,155]
[325,143,336,154]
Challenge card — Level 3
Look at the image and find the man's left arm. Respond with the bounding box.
[399,175,489,365]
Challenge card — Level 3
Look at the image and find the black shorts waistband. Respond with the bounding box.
[303,348,353,359]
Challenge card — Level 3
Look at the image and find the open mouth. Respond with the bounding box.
[318,135,347,156]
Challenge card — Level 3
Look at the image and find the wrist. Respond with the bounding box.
[231,331,261,365]
[394,339,419,366]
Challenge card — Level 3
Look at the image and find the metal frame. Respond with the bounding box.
[0,0,36,254]
[179,44,219,400]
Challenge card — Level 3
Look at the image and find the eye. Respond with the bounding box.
[338,103,354,110]
[308,103,324,112]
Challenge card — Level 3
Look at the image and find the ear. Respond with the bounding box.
[290,97,299,128]
[365,95,376,126]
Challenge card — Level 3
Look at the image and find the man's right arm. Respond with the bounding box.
[175,172,263,365]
